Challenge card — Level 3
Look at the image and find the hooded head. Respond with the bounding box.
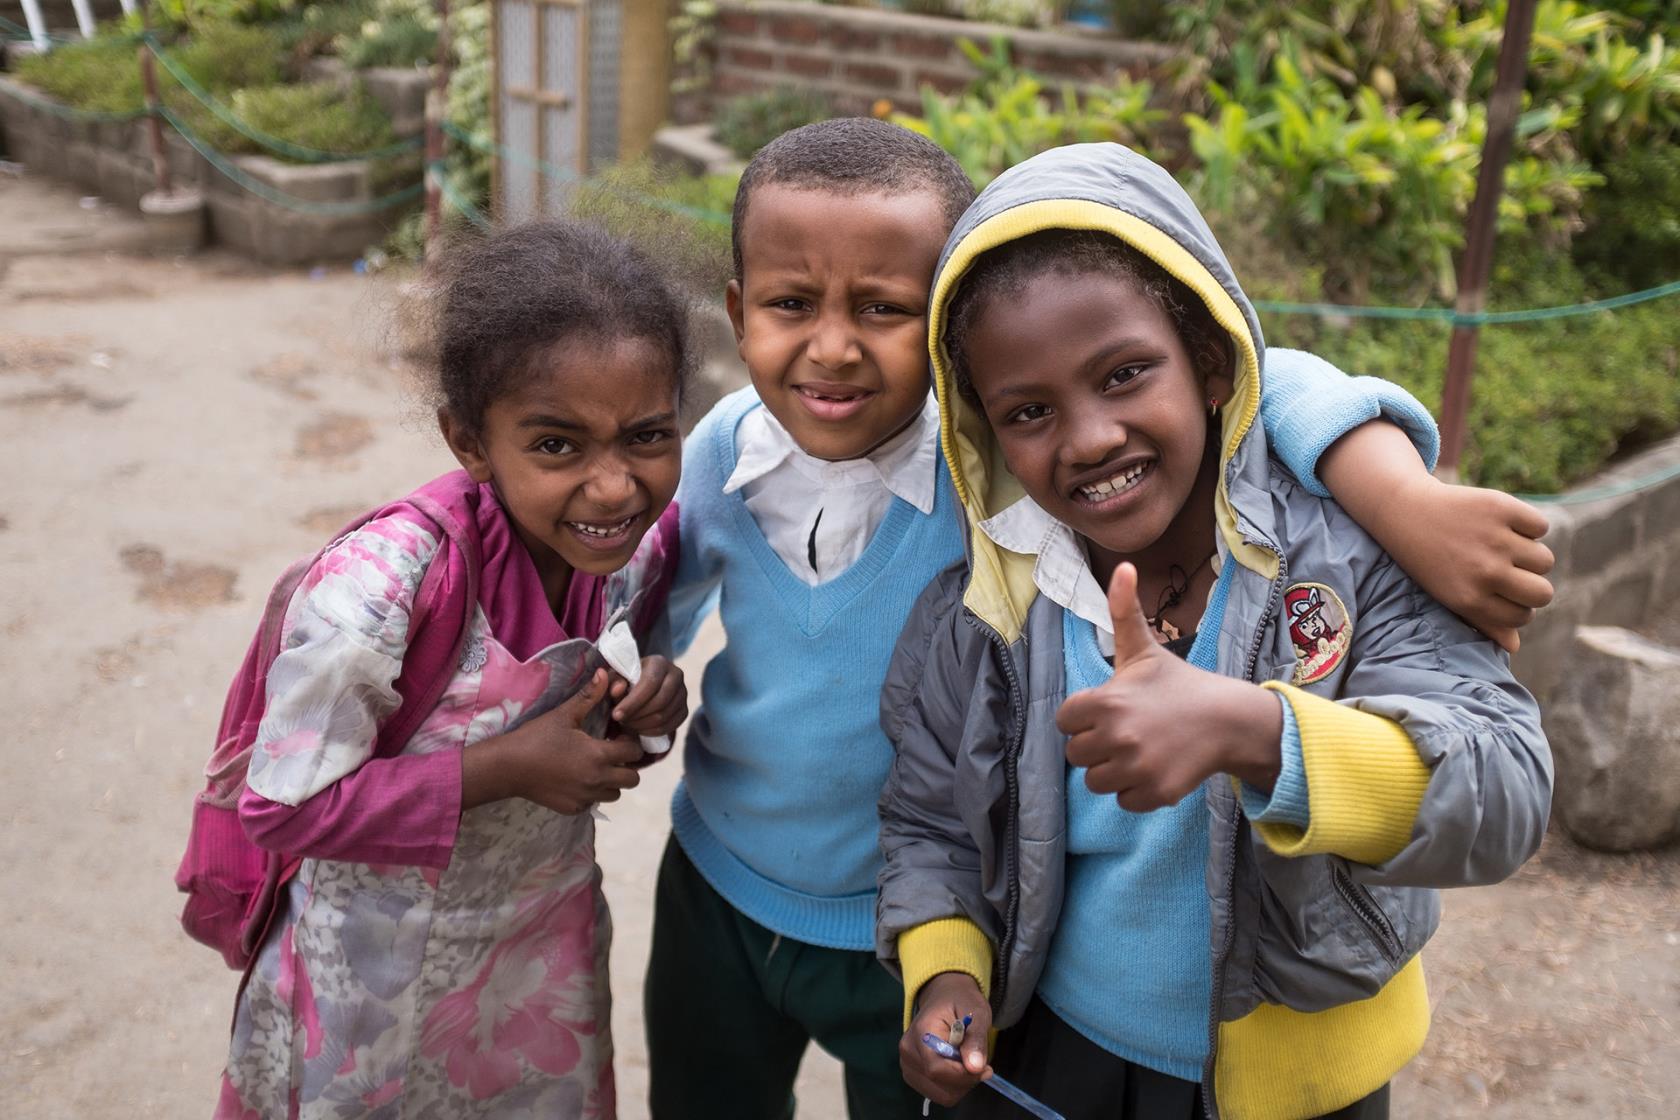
[927,143,1275,640]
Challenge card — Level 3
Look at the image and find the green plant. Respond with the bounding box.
[169,21,287,89]
[13,35,144,114]
[337,0,438,69]
[669,0,717,96]
[893,37,1166,187]
[1263,239,1680,493]
[570,161,736,295]
[1182,52,1598,300]
[713,87,832,159]
[174,79,398,156]
[1574,144,1680,290]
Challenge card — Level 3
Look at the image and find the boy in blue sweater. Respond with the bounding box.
[645,119,1554,1120]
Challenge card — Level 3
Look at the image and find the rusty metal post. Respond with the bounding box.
[1437,0,1538,481]
[425,0,453,264]
[137,1,172,196]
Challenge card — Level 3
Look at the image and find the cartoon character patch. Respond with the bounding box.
[1284,582,1351,685]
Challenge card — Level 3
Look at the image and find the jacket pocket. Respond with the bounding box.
[1331,862,1403,964]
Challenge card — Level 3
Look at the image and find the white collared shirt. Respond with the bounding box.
[980,498,1226,657]
[979,496,1123,655]
[724,396,941,585]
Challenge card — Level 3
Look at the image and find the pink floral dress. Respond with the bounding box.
[217,504,676,1120]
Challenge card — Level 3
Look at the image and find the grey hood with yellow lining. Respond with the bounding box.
[927,142,1280,641]
[877,144,1550,1119]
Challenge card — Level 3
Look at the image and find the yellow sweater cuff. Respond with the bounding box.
[1253,684,1432,865]
[897,917,994,1029]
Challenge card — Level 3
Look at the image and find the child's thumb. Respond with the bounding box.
[962,1034,988,1074]
[1107,562,1158,665]
[558,669,609,724]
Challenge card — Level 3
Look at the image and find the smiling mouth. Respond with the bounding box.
[565,514,639,549]
[792,383,877,421]
[1074,460,1153,503]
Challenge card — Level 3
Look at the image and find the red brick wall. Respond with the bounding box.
[702,1,1175,116]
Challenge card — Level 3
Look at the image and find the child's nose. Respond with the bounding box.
[583,460,638,507]
[1066,410,1127,466]
[805,314,863,371]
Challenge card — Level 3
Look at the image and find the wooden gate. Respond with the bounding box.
[491,0,669,224]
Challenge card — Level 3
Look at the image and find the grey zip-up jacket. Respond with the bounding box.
[874,144,1552,1120]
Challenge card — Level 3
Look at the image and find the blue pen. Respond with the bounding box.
[921,1032,1068,1120]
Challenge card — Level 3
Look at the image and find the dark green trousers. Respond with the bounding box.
[644,837,933,1120]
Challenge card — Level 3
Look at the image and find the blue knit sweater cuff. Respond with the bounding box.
[1241,692,1310,827]
[1261,349,1441,499]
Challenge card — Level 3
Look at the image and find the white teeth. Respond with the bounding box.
[1079,462,1149,500]
[570,516,634,538]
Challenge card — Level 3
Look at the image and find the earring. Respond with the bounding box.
[1207,397,1220,415]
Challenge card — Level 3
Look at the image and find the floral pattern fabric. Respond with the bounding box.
[219,514,644,1119]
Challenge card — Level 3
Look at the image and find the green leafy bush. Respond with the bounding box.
[714,87,833,160]
[893,37,1165,187]
[1264,242,1680,493]
[174,80,398,157]
[1574,145,1680,290]
[13,35,144,114]
[337,7,437,68]
[570,161,736,295]
[274,0,377,58]
[165,22,287,89]
[1182,52,1598,301]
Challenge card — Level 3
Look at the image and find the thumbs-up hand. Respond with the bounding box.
[1056,563,1284,811]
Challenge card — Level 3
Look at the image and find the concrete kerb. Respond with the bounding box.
[1513,433,1680,708]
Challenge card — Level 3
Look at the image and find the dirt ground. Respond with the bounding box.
[1,169,1675,1119]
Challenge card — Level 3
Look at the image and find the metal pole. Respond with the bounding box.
[425,0,453,265]
[1437,0,1538,481]
[18,0,49,50]
[137,1,172,196]
[68,0,95,38]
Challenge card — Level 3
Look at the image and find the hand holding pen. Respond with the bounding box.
[899,971,994,1106]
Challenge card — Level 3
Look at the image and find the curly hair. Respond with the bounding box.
[942,229,1234,407]
[428,221,695,434]
[730,117,976,279]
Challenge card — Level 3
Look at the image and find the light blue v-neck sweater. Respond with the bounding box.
[666,388,965,950]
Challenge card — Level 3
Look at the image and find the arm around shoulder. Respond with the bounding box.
[1258,555,1551,889]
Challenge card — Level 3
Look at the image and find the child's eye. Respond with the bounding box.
[768,298,809,313]
[1106,364,1148,388]
[861,303,910,317]
[1007,403,1051,425]
[534,437,575,456]
[629,429,674,446]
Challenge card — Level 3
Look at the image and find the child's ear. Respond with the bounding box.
[439,408,494,483]
[725,279,746,354]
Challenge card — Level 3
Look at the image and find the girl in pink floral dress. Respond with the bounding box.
[217,223,695,1120]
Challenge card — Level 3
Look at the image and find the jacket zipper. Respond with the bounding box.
[1202,543,1287,1120]
[1331,864,1403,963]
[966,608,1028,1016]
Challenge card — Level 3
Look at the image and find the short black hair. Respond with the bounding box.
[430,221,694,435]
[943,229,1233,405]
[730,117,976,278]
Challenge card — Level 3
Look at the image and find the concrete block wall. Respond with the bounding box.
[701,0,1174,117]
[1511,433,1680,709]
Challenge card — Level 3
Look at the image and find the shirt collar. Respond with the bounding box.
[723,395,940,515]
[978,496,1115,647]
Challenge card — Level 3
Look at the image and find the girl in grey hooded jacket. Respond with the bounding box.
[875,144,1552,1120]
